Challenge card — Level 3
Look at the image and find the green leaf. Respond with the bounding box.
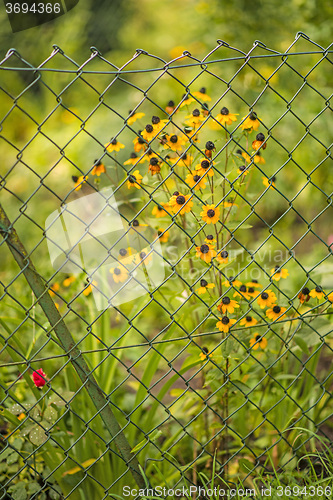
[9,483,27,500]
[131,429,162,453]
[27,482,41,495]
[49,391,75,407]
[7,451,20,465]
[294,336,310,354]
[29,425,47,446]
[44,406,58,422]
[239,458,253,473]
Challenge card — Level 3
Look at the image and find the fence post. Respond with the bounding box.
[0,203,146,490]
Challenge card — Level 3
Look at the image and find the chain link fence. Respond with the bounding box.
[1,33,333,499]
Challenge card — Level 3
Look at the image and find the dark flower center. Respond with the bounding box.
[193,175,201,182]
[255,335,262,341]
[173,191,180,196]
[222,316,230,324]
[236,149,242,155]
[128,175,136,183]
[192,109,200,117]
[207,209,215,218]
[302,287,310,295]
[239,285,247,292]
[201,103,209,111]
[167,100,175,107]
[221,251,228,258]
[248,287,254,293]
[271,176,276,182]
[239,165,246,171]
[275,265,280,271]
[315,286,322,292]
[200,279,208,287]
[180,153,187,160]
[130,152,137,159]
[114,268,121,275]
[176,195,186,205]
[132,220,139,227]
[111,138,117,145]
[201,160,210,169]
[158,231,162,236]
[222,297,231,305]
[200,244,209,254]
[252,279,258,283]
[145,124,153,133]
[228,276,235,282]
[205,141,215,150]
[72,176,78,183]
[273,306,281,313]
[119,248,127,256]
[202,347,208,354]
[199,87,206,94]
[140,252,146,259]
[94,159,102,166]
[150,158,159,166]
[261,292,269,300]
[207,235,214,240]
[249,112,257,120]
[138,136,145,144]
[256,132,265,141]
[128,109,133,116]
[170,135,178,143]
[246,316,252,322]
[152,116,160,124]
[221,107,229,115]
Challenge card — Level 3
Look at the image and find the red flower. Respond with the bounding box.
[32,368,47,388]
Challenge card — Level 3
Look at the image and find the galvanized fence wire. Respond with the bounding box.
[0,32,333,498]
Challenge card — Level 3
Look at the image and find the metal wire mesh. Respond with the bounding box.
[0,33,333,499]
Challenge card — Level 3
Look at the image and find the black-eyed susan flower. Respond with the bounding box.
[222,199,238,208]
[170,152,194,167]
[246,279,261,288]
[192,87,211,102]
[216,250,229,265]
[263,176,276,189]
[185,108,204,128]
[204,234,216,246]
[201,204,220,224]
[152,203,169,218]
[109,264,129,283]
[240,316,258,327]
[179,93,195,108]
[266,305,287,321]
[240,112,260,131]
[127,170,143,189]
[127,110,145,125]
[256,290,277,309]
[151,115,168,133]
[106,138,125,152]
[163,133,187,151]
[298,287,310,303]
[222,276,242,288]
[135,248,153,266]
[169,192,193,214]
[157,229,170,243]
[205,140,215,158]
[166,100,175,114]
[138,149,155,164]
[327,292,333,303]
[252,151,265,164]
[63,275,75,287]
[214,107,238,126]
[195,159,215,177]
[252,132,267,151]
[91,160,106,176]
[49,282,60,297]
[196,279,215,295]
[196,244,216,263]
[199,347,213,361]
[118,247,135,266]
[309,286,325,300]
[217,296,240,314]
[233,284,250,300]
[124,153,139,166]
[148,157,161,175]
[72,175,88,191]
[250,334,267,350]
[270,266,289,281]
[246,286,257,298]
[133,133,147,152]
[216,316,237,333]
[185,172,207,190]
[237,165,250,176]
[141,124,157,142]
